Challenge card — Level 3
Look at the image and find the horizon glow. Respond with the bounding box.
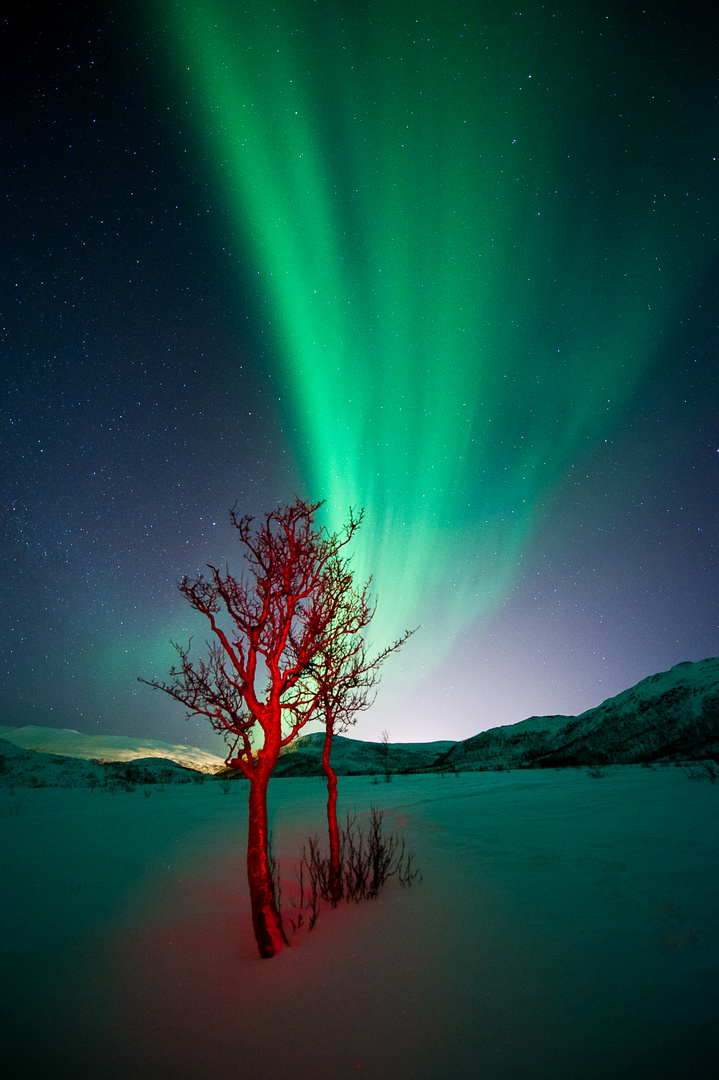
[150,0,712,671]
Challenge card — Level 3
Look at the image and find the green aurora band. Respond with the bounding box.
[151,0,715,665]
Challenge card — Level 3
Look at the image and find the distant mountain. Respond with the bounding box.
[0,738,210,789]
[274,659,718,776]
[432,712,573,772]
[0,725,225,774]
[437,657,719,771]
[273,732,456,778]
[532,656,719,767]
[2,658,716,787]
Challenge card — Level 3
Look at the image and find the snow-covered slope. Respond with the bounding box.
[0,724,225,773]
[279,658,719,776]
[3,657,716,785]
[273,732,455,777]
[435,712,572,771]
[0,738,211,788]
[533,656,719,766]
[440,657,719,771]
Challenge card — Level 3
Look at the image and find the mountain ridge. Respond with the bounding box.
[0,725,225,773]
[1,657,716,785]
[437,656,719,772]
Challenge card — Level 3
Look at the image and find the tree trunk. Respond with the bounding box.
[322,724,343,904]
[246,762,287,958]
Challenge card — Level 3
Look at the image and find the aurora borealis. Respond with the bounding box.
[152,0,714,654]
[3,0,717,748]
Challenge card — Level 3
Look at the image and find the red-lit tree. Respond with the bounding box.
[140,498,364,958]
[308,556,415,903]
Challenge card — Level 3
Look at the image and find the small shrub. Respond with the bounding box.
[680,760,718,784]
[106,777,135,793]
[287,808,420,933]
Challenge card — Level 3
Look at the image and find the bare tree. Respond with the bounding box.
[379,728,392,782]
[307,556,414,902]
[139,498,364,959]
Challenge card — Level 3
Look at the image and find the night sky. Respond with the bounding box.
[3,0,717,754]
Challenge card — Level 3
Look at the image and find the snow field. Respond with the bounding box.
[1,766,718,1079]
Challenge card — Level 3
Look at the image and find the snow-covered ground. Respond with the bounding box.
[2,765,718,1079]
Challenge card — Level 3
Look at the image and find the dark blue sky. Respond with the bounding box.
[2,1,717,752]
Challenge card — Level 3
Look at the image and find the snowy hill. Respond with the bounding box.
[0,724,225,773]
[2,658,716,786]
[439,657,719,771]
[0,738,212,788]
[276,658,718,776]
[432,712,571,772]
[273,732,456,777]
[532,656,719,767]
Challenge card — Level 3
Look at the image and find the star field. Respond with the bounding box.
[2,0,717,750]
